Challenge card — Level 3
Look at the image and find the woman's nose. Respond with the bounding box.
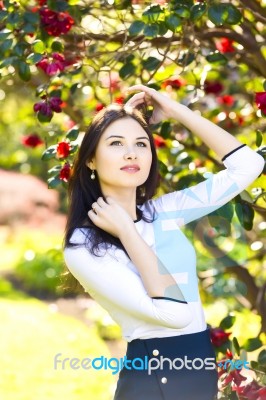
[124,148,137,160]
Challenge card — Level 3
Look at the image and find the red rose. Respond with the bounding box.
[40,7,74,36]
[57,141,70,159]
[204,80,224,95]
[217,95,235,106]
[153,135,167,148]
[59,163,71,182]
[114,96,125,104]
[210,327,231,347]
[21,134,44,148]
[37,53,65,76]
[216,38,235,53]
[255,92,266,114]
[162,78,186,89]
[95,103,105,112]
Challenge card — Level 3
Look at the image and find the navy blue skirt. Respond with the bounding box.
[113,329,218,400]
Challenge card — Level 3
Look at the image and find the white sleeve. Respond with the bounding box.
[63,230,192,330]
[151,145,264,225]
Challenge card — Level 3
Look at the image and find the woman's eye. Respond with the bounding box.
[137,142,147,147]
[110,141,122,146]
[110,141,147,147]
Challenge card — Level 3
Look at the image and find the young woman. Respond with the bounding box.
[63,84,264,400]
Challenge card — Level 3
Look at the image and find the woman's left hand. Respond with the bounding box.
[124,84,179,124]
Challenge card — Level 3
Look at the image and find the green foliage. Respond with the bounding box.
[15,248,65,297]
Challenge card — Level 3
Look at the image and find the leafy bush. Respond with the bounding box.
[15,247,66,297]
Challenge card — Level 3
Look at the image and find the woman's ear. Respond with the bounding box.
[86,160,94,170]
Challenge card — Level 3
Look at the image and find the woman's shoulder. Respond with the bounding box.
[68,227,90,245]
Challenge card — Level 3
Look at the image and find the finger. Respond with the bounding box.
[125,85,156,97]
[97,197,107,207]
[91,202,100,214]
[88,210,98,221]
[126,98,146,108]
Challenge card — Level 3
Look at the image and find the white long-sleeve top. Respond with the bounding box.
[63,145,264,342]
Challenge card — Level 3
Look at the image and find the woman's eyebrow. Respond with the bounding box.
[105,135,150,141]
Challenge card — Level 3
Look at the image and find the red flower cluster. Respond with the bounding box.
[217,95,235,106]
[216,38,235,53]
[255,92,266,114]
[33,97,63,120]
[234,380,266,400]
[95,103,105,112]
[204,80,224,95]
[36,53,65,76]
[210,327,231,347]
[40,7,74,36]
[162,78,186,90]
[153,134,167,148]
[59,162,71,182]
[114,96,125,104]
[56,141,70,159]
[21,134,44,148]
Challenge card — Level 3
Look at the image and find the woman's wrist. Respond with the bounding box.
[168,102,190,122]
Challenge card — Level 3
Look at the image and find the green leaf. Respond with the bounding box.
[160,121,172,138]
[27,53,43,64]
[142,56,161,71]
[37,112,53,123]
[226,4,242,25]
[256,130,263,147]
[24,11,40,24]
[157,21,169,36]
[0,10,8,22]
[33,40,46,54]
[18,61,31,81]
[177,51,195,66]
[220,314,236,330]
[258,349,266,366]
[66,127,79,141]
[206,51,227,64]
[22,24,36,34]
[142,5,164,24]
[143,23,159,38]
[0,38,13,52]
[48,175,61,189]
[235,202,254,231]
[69,144,79,154]
[208,4,228,26]
[172,5,190,19]
[51,41,64,52]
[232,337,240,356]
[7,11,21,26]
[243,337,263,352]
[42,145,57,161]
[48,165,62,174]
[13,42,29,57]
[165,14,182,31]
[128,20,145,36]
[190,3,207,21]
[263,81,266,91]
[47,0,69,12]
[0,31,12,41]
[119,62,136,79]
[0,56,18,69]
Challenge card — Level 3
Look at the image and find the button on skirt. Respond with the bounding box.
[113,328,218,400]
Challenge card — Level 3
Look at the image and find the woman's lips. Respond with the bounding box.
[120,167,140,173]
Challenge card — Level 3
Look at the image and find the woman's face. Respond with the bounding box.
[88,117,152,194]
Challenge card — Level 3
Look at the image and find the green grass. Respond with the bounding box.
[0,289,116,400]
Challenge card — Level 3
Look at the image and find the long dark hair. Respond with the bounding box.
[63,104,159,258]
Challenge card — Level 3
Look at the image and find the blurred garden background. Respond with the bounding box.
[0,0,266,399]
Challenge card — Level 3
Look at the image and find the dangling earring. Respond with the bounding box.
[140,186,146,197]
[91,170,95,180]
